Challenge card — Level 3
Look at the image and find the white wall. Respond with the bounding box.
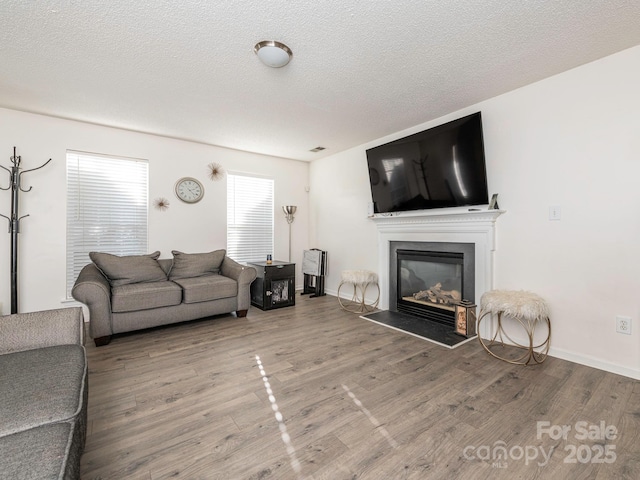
[0,108,309,314]
[310,45,640,379]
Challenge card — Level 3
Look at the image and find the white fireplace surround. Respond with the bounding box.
[371,209,505,316]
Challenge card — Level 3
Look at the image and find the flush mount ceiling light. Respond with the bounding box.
[254,41,293,68]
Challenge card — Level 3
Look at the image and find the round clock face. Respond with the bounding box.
[175,177,204,203]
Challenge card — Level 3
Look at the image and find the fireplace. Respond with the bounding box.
[369,209,504,346]
[390,241,475,328]
[397,250,462,326]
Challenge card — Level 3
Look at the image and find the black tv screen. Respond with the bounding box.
[366,112,489,214]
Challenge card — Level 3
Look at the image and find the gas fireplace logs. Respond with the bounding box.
[413,282,461,305]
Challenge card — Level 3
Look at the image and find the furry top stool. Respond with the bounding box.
[477,290,551,365]
[338,270,380,314]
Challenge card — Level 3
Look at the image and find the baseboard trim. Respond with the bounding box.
[470,333,640,380]
[546,346,640,380]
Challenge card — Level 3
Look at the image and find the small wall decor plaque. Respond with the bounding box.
[488,193,499,210]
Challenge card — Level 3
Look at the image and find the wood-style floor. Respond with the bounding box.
[81,294,640,479]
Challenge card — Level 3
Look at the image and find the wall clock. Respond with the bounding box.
[175,177,204,203]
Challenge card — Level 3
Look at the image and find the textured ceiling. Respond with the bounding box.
[1,1,639,161]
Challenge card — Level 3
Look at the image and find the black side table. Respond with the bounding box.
[248,261,296,310]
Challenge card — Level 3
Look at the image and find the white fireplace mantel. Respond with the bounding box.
[371,209,505,310]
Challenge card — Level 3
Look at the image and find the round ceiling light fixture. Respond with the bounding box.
[254,41,293,68]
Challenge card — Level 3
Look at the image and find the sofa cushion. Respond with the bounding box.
[169,249,226,280]
[0,345,86,437]
[0,422,78,480]
[172,275,238,304]
[111,281,183,313]
[90,251,167,286]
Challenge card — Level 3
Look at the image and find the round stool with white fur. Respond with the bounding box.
[477,290,551,365]
[338,270,380,314]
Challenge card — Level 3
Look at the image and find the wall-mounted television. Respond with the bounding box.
[366,112,489,214]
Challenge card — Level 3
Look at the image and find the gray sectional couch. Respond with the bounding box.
[0,307,87,479]
[72,249,257,346]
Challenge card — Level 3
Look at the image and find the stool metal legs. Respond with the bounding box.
[338,281,380,314]
[477,310,551,365]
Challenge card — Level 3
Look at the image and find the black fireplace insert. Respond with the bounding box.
[390,242,475,327]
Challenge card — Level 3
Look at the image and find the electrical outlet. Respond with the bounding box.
[616,316,632,335]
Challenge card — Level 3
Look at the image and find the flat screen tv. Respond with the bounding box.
[366,112,489,214]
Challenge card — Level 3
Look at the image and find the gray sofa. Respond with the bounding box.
[72,249,257,347]
[0,307,87,480]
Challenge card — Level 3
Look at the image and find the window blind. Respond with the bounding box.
[227,174,274,263]
[66,151,149,297]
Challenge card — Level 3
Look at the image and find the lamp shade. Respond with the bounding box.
[255,41,293,68]
[283,205,297,216]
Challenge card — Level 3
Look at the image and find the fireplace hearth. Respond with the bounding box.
[362,240,478,347]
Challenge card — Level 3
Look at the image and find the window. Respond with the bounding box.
[66,151,149,297]
[227,174,274,263]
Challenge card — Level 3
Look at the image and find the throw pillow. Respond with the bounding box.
[89,251,167,286]
[169,249,226,280]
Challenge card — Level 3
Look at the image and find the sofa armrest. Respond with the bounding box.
[0,307,84,355]
[221,257,257,312]
[221,257,258,286]
[71,263,113,340]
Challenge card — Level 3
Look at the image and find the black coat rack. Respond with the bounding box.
[0,147,51,314]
